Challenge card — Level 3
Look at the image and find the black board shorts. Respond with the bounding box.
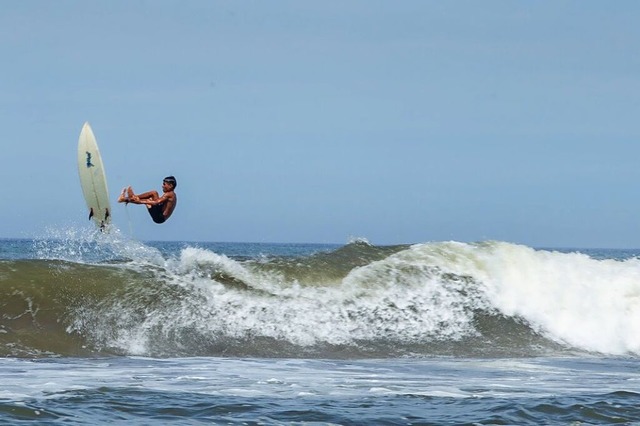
[147,204,166,224]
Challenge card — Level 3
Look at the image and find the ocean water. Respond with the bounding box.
[2,228,640,424]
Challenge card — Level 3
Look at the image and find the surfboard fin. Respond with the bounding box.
[104,208,110,221]
[88,208,94,221]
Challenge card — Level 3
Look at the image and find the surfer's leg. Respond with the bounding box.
[135,190,160,201]
[123,187,158,205]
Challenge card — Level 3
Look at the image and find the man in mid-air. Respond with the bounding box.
[118,176,177,224]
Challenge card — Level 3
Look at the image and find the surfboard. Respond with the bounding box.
[77,122,111,230]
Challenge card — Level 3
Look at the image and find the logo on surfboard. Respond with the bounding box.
[85,152,94,168]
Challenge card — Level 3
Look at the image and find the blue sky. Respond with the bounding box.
[2,1,640,247]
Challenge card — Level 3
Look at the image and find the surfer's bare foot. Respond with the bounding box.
[127,187,140,203]
[117,187,128,203]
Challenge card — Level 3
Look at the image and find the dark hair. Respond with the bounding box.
[163,176,177,189]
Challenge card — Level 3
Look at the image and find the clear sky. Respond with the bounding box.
[1,1,640,247]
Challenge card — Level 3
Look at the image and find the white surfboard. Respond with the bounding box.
[77,122,111,229]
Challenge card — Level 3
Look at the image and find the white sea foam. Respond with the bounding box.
[408,241,640,355]
[80,239,640,356]
[100,242,483,354]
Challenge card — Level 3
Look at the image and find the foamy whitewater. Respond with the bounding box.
[2,230,640,424]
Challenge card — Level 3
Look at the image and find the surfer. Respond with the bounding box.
[118,176,178,224]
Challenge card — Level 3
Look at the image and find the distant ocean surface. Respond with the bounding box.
[2,228,640,424]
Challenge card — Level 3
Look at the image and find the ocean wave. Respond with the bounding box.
[1,239,640,358]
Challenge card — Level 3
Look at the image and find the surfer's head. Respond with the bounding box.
[163,176,177,189]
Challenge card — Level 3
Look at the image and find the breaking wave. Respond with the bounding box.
[2,233,640,358]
